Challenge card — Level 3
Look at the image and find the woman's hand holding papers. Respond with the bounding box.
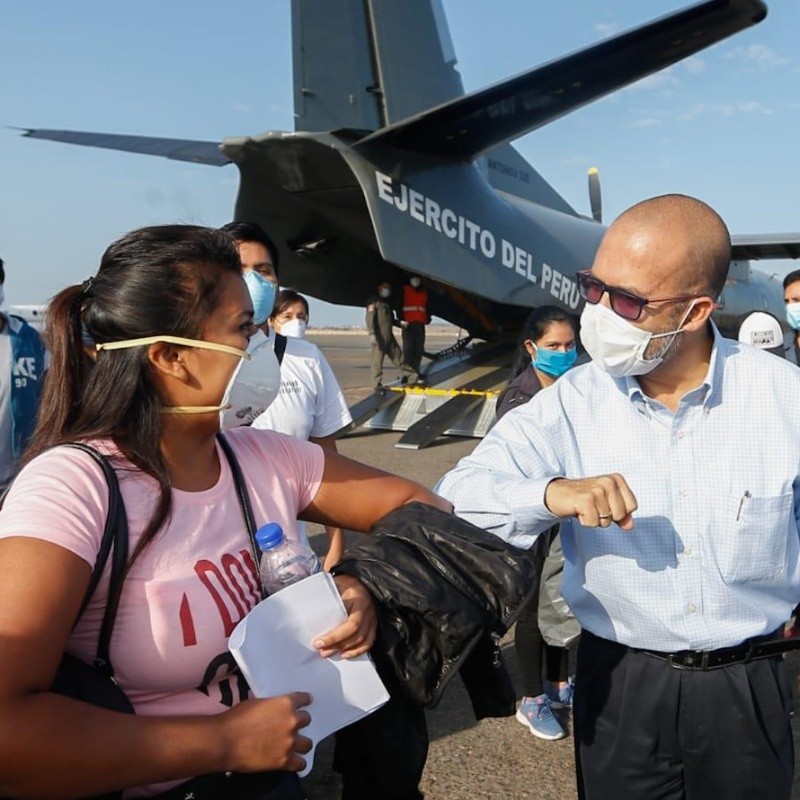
[313,575,377,658]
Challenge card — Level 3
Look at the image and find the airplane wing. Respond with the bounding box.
[355,0,767,159]
[14,128,229,166]
[731,234,800,260]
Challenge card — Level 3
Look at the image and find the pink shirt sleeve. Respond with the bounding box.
[0,447,110,565]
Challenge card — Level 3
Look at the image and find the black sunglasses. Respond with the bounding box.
[576,270,698,322]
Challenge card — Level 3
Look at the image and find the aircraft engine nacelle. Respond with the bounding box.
[713,260,786,338]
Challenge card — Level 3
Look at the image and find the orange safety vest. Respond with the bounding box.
[402,285,428,323]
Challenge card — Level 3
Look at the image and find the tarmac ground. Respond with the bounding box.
[299,329,800,800]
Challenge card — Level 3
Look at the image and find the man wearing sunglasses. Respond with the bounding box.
[437,194,800,800]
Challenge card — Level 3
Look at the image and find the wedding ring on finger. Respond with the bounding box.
[598,514,612,520]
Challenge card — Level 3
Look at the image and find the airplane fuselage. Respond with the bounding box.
[225,130,782,339]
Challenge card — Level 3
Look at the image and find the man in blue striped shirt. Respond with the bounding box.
[437,194,800,800]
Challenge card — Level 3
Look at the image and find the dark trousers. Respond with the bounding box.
[515,589,571,697]
[333,645,428,800]
[154,770,303,799]
[371,339,416,388]
[401,323,426,373]
[574,630,794,800]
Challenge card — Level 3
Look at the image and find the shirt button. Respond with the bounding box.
[680,489,688,497]
[684,547,693,555]
[688,603,697,613]
[676,431,685,439]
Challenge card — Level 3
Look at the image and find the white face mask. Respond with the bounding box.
[379,288,391,299]
[95,334,251,414]
[580,301,695,378]
[220,328,281,428]
[280,318,307,339]
[410,277,421,288]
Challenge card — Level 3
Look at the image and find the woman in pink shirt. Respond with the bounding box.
[0,225,448,799]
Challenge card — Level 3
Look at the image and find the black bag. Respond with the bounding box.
[0,444,132,800]
[51,444,132,707]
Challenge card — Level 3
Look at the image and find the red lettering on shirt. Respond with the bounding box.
[179,593,197,647]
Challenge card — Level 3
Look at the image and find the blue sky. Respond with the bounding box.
[2,0,798,326]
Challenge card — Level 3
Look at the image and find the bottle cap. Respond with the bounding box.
[255,522,285,551]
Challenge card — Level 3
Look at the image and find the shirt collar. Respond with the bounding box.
[619,322,725,410]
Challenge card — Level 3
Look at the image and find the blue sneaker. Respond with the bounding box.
[515,694,566,740]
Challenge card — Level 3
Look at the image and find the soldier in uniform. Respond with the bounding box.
[366,281,418,390]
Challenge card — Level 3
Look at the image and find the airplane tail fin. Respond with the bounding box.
[292,0,465,133]
[356,0,767,159]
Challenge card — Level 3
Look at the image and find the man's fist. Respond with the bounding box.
[545,474,637,530]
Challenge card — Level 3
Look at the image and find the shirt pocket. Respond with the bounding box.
[711,492,792,584]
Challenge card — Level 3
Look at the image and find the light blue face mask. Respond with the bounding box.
[786,303,800,331]
[531,345,577,378]
[243,270,277,326]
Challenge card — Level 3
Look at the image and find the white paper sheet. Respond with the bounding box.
[228,571,389,776]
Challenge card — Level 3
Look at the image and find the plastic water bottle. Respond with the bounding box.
[256,522,321,595]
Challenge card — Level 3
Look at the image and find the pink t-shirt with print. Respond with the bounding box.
[0,426,324,797]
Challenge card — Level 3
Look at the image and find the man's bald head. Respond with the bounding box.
[604,194,731,299]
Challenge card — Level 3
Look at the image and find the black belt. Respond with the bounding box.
[633,634,800,671]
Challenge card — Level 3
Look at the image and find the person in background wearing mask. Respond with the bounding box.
[782,269,800,365]
[256,288,352,570]
[437,195,800,800]
[217,221,283,429]
[400,274,430,385]
[366,281,418,391]
[220,225,353,570]
[271,289,310,339]
[0,255,47,494]
[495,306,580,741]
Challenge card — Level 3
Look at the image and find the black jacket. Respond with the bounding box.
[332,502,538,719]
[495,366,542,422]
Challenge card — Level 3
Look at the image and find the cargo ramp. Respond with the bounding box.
[344,339,512,449]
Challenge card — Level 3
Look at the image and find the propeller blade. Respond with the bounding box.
[588,166,602,223]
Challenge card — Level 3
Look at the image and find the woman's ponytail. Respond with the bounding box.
[23,283,94,464]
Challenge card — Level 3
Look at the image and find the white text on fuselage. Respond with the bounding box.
[375,171,580,309]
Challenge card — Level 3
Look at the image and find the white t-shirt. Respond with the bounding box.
[252,335,352,441]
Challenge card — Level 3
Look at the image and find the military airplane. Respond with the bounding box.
[17,0,799,346]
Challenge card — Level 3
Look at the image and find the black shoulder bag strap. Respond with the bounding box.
[216,433,265,601]
[64,443,129,679]
[274,332,288,366]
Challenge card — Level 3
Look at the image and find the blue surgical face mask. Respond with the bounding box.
[531,345,577,378]
[786,303,800,331]
[243,270,277,326]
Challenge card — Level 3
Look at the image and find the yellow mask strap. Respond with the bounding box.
[161,405,231,414]
[95,335,251,360]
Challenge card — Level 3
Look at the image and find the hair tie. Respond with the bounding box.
[81,277,94,296]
